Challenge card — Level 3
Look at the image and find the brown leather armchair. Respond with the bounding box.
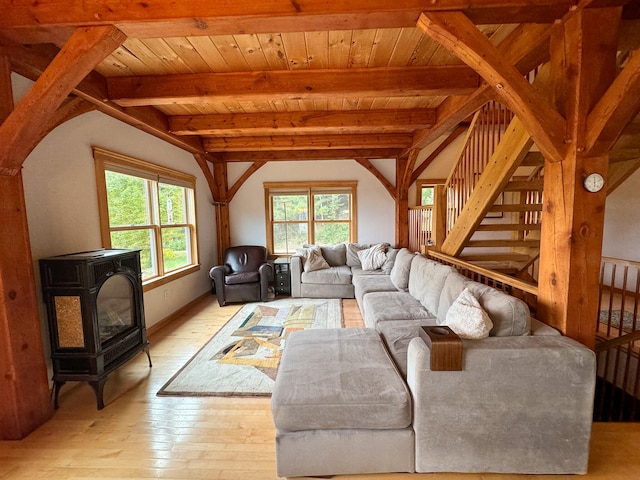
[209,245,273,307]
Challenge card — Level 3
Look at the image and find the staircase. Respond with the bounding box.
[459,172,544,274]
[437,101,544,277]
[408,101,640,423]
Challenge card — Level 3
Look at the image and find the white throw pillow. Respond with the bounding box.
[296,246,330,272]
[444,287,494,339]
[357,243,387,271]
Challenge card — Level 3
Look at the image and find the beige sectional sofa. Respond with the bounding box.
[273,244,596,477]
[290,242,401,299]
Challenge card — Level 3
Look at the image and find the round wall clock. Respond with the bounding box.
[583,173,605,193]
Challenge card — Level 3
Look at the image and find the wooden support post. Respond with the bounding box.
[395,155,409,248]
[538,152,609,348]
[431,184,447,249]
[0,173,54,439]
[0,28,125,437]
[213,162,231,263]
[537,8,621,349]
[0,56,52,439]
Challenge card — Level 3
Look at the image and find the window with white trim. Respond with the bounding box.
[94,148,199,287]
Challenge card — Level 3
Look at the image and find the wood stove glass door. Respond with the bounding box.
[97,274,134,344]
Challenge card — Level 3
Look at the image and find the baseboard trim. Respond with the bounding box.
[147,292,212,337]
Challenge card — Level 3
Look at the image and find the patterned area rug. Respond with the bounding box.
[599,310,639,331]
[157,298,343,397]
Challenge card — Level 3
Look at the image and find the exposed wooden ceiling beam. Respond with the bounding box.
[586,49,640,155]
[0,26,126,175]
[1,39,208,156]
[418,11,567,161]
[0,0,592,43]
[407,22,552,153]
[204,133,412,152]
[169,109,437,136]
[220,149,402,162]
[107,66,479,107]
[356,158,397,200]
[608,157,640,193]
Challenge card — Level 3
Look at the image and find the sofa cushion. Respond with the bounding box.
[353,275,397,317]
[390,248,415,291]
[272,328,412,431]
[408,256,456,315]
[303,244,346,267]
[363,291,434,328]
[437,271,469,322]
[351,266,388,277]
[296,246,330,272]
[352,272,396,290]
[225,271,260,284]
[319,243,347,267]
[466,282,531,337]
[438,272,531,337]
[445,287,493,339]
[301,265,352,285]
[382,248,399,274]
[346,243,372,267]
[357,243,387,271]
[378,320,438,378]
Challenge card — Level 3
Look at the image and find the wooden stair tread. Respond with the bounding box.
[458,253,533,262]
[520,152,544,166]
[465,239,539,248]
[504,179,544,191]
[490,203,543,212]
[476,223,541,231]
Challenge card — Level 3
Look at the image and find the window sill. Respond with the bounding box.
[142,264,201,292]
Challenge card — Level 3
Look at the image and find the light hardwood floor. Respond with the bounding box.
[2,295,640,479]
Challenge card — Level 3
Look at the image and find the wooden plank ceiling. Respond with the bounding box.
[95,24,504,160]
[1,1,640,163]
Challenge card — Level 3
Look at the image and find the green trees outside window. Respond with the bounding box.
[421,186,435,206]
[95,148,197,283]
[266,182,356,255]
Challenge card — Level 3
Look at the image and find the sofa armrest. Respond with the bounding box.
[406,335,595,474]
[290,255,303,297]
[259,262,274,299]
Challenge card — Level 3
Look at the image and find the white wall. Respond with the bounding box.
[15,75,218,342]
[408,134,466,206]
[229,159,397,246]
[603,168,640,262]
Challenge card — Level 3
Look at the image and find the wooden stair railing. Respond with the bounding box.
[408,102,544,273]
[441,114,535,256]
[443,100,514,233]
[594,256,640,421]
[408,206,433,253]
[427,252,640,422]
[426,250,538,315]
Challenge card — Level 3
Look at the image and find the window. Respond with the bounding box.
[94,148,199,289]
[416,179,445,206]
[421,185,435,206]
[264,182,357,255]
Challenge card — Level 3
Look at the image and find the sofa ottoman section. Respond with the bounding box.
[272,328,415,477]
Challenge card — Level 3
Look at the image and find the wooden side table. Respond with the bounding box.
[273,257,291,296]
